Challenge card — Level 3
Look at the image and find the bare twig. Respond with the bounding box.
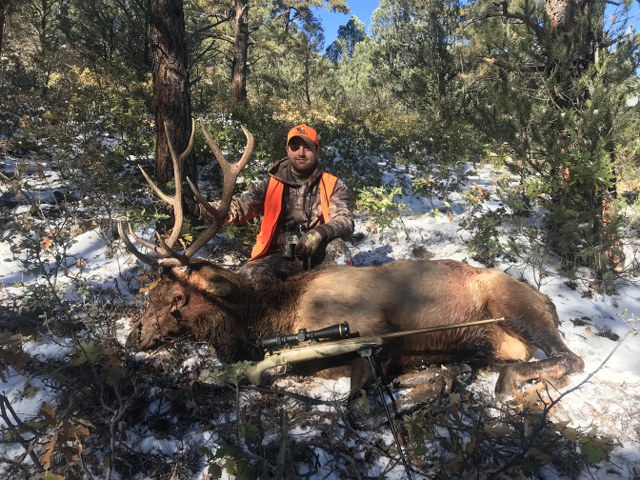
[274,409,289,479]
[548,331,631,408]
[0,393,43,469]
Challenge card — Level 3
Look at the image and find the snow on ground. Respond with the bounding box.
[1,159,639,478]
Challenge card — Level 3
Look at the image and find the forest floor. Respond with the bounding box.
[0,154,639,479]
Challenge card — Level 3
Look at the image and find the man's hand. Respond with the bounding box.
[295,225,333,259]
[195,201,226,223]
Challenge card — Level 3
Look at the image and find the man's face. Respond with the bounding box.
[286,137,318,175]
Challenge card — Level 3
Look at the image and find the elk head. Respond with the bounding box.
[120,120,254,350]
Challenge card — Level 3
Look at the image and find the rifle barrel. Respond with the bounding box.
[242,317,506,385]
[369,316,506,341]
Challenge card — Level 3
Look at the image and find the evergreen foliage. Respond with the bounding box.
[326,15,366,63]
[461,0,639,286]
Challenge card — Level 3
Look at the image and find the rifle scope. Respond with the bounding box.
[258,322,351,350]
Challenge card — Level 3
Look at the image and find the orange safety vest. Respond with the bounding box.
[249,172,338,261]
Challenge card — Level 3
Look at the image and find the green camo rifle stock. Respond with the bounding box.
[242,317,507,385]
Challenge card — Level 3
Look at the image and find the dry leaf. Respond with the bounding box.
[40,236,54,250]
[40,402,57,423]
[39,432,58,470]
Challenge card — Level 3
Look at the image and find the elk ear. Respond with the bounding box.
[170,288,187,312]
[206,276,235,298]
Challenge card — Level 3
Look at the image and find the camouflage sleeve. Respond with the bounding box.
[225,177,269,223]
[199,177,269,224]
[325,178,354,240]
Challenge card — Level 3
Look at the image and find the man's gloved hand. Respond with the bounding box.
[196,202,224,223]
[295,225,334,260]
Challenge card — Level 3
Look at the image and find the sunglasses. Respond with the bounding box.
[288,141,314,152]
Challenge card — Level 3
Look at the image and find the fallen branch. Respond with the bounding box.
[0,393,43,470]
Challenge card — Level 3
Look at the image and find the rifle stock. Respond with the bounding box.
[242,317,506,385]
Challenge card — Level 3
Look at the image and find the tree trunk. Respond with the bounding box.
[303,46,312,109]
[545,0,597,93]
[0,2,6,57]
[231,0,249,107]
[149,0,196,186]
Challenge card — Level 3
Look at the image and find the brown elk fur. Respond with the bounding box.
[127,258,584,396]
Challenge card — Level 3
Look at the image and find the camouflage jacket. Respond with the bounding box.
[203,158,354,254]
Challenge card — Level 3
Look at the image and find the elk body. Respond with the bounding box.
[121,122,584,397]
[127,258,584,396]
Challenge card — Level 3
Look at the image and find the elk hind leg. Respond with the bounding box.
[495,352,584,397]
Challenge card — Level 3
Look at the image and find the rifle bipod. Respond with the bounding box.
[358,347,414,480]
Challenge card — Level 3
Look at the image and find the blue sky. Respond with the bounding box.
[313,1,379,49]
[314,1,639,54]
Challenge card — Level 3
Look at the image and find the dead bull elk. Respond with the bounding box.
[120,121,584,396]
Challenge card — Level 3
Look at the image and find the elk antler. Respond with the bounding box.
[182,122,254,258]
[118,120,254,267]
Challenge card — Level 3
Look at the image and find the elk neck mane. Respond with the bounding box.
[247,271,321,338]
[183,261,320,362]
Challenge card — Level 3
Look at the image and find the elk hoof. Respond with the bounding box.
[495,365,519,397]
[454,363,473,384]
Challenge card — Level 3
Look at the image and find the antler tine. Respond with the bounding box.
[187,177,219,220]
[161,120,196,251]
[183,219,224,259]
[126,222,157,251]
[137,165,173,204]
[221,125,254,206]
[237,126,255,170]
[199,121,254,209]
[118,221,186,267]
[136,122,196,215]
[183,177,222,258]
[182,122,254,259]
[154,231,192,265]
[117,221,161,267]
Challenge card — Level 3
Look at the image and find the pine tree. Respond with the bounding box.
[464,0,638,286]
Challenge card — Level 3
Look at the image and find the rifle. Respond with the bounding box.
[242,316,507,385]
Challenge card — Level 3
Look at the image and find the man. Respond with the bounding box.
[198,124,353,280]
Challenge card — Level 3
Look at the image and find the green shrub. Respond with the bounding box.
[460,187,504,266]
[355,185,405,233]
